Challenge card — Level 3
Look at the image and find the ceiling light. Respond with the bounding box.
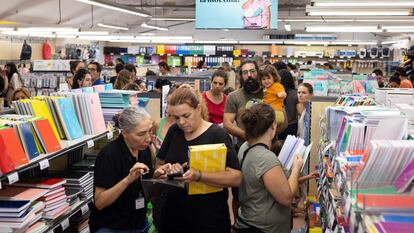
[56,35,78,39]
[386,29,414,32]
[312,0,414,7]
[306,6,411,16]
[17,27,79,32]
[306,26,382,32]
[151,39,194,44]
[280,18,414,23]
[108,39,151,43]
[141,23,168,31]
[194,40,237,44]
[97,23,129,30]
[77,0,150,17]
[58,31,109,35]
[382,26,414,30]
[0,28,14,31]
[1,31,55,37]
[284,40,330,45]
[331,41,378,45]
[77,35,134,41]
[150,17,195,21]
[239,40,284,44]
[140,32,155,36]
[381,39,410,45]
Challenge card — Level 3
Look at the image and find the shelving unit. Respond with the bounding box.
[0,131,109,184]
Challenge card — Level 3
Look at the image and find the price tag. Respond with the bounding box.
[61,218,69,231]
[223,54,227,57]
[179,54,183,56]
[167,54,171,56]
[106,132,113,140]
[47,230,54,233]
[0,181,2,190]
[194,54,198,57]
[39,159,50,170]
[81,204,89,215]
[87,140,94,148]
[7,172,19,184]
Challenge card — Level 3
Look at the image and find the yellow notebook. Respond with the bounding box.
[157,45,165,55]
[188,143,227,195]
[25,100,60,141]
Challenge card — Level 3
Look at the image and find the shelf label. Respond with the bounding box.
[106,132,113,140]
[223,54,227,57]
[81,204,89,215]
[194,54,198,57]
[179,54,183,56]
[7,172,19,184]
[39,159,50,170]
[0,181,2,190]
[87,140,94,148]
[47,230,54,233]
[61,218,69,231]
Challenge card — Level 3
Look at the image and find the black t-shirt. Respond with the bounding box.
[89,135,153,230]
[157,123,240,233]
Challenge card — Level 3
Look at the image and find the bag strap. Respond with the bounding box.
[237,216,264,233]
[240,143,269,168]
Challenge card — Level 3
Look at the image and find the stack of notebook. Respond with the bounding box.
[0,186,49,232]
[98,90,139,123]
[11,178,70,220]
[42,171,94,200]
[278,135,313,171]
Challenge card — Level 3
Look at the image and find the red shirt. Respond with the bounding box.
[202,92,227,124]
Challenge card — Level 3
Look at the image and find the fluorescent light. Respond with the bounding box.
[150,17,195,21]
[284,40,330,45]
[141,23,168,31]
[0,28,14,31]
[194,40,237,44]
[312,0,414,7]
[306,26,382,32]
[306,6,411,16]
[381,39,410,45]
[56,35,78,39]
[387,29,414,32]
[77,0,150,17]
[17,27,78,32]
[280,18,414,23]
[136,36,192,40]
[109,39,151,43]
[239,40,284,44]
[382,26,414,30]
[331,41,377,45]
[58,31,109,35]
[1,31,55,37]
[140,32,155,36]
[97,23,129,30]
[77,35,134,41]
[151,39,194,44]
[284,23,291,31]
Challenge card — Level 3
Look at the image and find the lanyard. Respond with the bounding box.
[128,155,144,197]
[240,143,269,168]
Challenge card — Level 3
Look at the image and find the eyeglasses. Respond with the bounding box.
[242,69,257,76]
[88,68,97,72]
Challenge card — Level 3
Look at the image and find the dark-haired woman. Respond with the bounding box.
[236,103,303,233]
[71,68,92,89]
[5,62,23,106]
[297,83,313,146]
[67,60,85,88]
[202,70,228,124]
[278,69,299,140]
[89,107,155,233]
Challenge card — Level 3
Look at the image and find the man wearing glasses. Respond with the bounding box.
[224,59,263,150]
[88,61,104,86]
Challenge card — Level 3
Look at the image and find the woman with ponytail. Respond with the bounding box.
[154,87,241,233]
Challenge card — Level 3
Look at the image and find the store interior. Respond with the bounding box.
[0,1,413,233]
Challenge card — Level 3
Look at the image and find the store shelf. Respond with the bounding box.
[0,131,109,183]
[0,108,16,115]
[45,197,92,233]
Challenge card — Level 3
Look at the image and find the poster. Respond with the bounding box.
[196,0,278,29]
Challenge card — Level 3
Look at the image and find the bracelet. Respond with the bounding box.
[196,170,202,182]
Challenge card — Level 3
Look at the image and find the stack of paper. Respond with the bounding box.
[278,135,313,171]
[11,178,69,220]
[43,171,94,200]
[0,187,48,232]
[98,90,139,123]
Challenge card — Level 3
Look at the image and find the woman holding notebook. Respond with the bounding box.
[89,107,154,233]
[154,87,241,233]
[235,103,303,233]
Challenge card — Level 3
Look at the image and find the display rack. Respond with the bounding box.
[0,131,109,184]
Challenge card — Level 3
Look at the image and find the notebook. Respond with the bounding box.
[16,122,40,160]
[53,98,84,140]
[0,127,28,167]
[31,119,61,153]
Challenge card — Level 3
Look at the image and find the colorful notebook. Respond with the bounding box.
[13,178,66,189]
[16,122,40,160]
[87,93,106,134]
[0,187,48,202]
[53,98,84,140]
[0,127,28,167]
[28,100,60,141]
[394,158,414,193]
[32,119,61,153]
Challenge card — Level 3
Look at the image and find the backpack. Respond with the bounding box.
[20,40,32,60]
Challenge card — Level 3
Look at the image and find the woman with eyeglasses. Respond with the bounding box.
[154,87,242,233]
[89,107,154,233]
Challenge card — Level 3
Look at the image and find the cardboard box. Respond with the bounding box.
[188,143,227,195]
